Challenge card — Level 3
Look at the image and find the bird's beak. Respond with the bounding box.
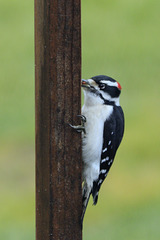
[81,79,91,88]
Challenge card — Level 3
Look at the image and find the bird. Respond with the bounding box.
[70,75,124,223]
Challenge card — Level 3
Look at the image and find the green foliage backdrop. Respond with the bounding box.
[0,0,160,239]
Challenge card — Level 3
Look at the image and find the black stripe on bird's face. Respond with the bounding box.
[101,85,121,98]
[91,77,121,99]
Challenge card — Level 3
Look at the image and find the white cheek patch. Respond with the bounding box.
[100,91,110,100]
[100,90,120,106]
[101,80,118,88]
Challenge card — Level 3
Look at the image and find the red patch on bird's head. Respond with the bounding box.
[117,82,122,90]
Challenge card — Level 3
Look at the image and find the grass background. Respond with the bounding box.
[0,0,160,239]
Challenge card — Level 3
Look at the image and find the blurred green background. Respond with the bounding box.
[0,0,160,239]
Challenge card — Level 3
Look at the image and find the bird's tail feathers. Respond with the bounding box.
[81,184,91,224]
[92,180,100,205]
[81,181,101,223]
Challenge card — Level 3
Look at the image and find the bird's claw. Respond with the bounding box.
[69,115,86,134]
[69,124,86,133]
[77,115,86,124]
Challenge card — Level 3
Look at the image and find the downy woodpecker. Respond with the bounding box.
[70,75,124,223]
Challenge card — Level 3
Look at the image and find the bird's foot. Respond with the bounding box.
[69,115,86,134]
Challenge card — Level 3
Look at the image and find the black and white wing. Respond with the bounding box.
[92,106,124,204]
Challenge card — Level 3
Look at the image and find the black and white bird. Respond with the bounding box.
[70,75,124,223]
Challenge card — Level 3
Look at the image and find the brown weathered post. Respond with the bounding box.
[35,0,82,239]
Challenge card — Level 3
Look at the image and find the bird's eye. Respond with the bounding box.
[99,83,105,90]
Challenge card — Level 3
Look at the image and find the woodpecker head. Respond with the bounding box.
[82,75,122,106]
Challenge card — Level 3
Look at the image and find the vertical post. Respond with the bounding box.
[35,0,82,239]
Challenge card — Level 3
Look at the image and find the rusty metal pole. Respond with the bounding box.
[35,0,82,239]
